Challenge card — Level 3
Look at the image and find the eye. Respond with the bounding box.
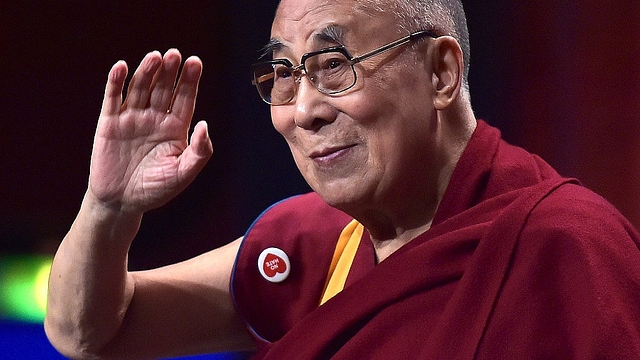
[321,56,348,71]
[329,59,343,69]
[275,66,294,79]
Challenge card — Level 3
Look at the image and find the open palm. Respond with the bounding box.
[89,49,213,214]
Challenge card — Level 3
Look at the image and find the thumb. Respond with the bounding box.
[177,120,213,181]
[190,120,214,158]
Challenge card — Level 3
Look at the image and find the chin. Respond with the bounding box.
[313,183,368,214]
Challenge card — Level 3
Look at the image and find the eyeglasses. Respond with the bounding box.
[251,30,436,105]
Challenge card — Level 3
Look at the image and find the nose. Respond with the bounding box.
[293,76,336,130]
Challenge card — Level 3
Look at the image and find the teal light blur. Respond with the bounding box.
[0,255,52,323]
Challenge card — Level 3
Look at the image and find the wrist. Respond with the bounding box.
[74,191,144,250]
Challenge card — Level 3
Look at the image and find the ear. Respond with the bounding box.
[429,36,464,110]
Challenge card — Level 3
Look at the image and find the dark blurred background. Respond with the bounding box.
[1,1,639,272]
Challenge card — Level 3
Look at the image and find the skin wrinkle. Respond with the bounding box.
[262,1,440,103]
[263,28,429,106]
[356,0,471,94]
[266,24,349,63]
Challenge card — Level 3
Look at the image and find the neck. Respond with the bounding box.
[357,111,476,262]
[369,219,434,263]
[353,177,440,263]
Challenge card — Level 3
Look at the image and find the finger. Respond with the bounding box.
[190,120,214,158]
[123,51,163,109]
[100,60,128,116]
[169,56,203,122]
[177,120,213,187]
[149,49,182,112]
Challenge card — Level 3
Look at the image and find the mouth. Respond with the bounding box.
[309,144,357,163]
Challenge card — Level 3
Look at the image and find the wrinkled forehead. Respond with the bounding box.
[270,0,399,56]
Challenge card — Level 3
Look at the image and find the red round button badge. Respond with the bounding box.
[258,247,291,283]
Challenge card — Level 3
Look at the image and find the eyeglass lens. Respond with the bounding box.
[253,50,356,105]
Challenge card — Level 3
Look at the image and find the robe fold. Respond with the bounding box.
[231,121,640,359]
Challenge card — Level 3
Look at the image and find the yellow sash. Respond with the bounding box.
[319,219,364,305]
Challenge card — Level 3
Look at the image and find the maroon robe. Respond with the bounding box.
[231,121,640,359]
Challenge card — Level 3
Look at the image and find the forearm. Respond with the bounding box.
[45,192,143,358]
[44,50,214,359]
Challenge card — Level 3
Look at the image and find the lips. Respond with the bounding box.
[309,144,356,161]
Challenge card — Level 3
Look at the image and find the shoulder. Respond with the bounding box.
[249,192,346,225]
[232,192,354,344]
[243,192,353,244]
[486,183,640,357]
[511,183,640,316]
[523,183,639,247]
[514,183,640,269]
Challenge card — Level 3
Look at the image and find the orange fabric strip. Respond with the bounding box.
[319,219,364,306]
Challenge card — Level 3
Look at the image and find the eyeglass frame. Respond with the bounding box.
[251,29,438,105]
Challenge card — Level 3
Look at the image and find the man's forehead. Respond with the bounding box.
[270,0,395,53]
[276,0,390,16]
[264,23,348,59]
[272,0,353,36]
[274,0,333,22]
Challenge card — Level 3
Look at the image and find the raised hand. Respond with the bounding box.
[89,49,213,214]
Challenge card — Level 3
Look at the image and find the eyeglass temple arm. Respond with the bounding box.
[350,30,435,64]
[252,62,307,86]
[252,72,274,86]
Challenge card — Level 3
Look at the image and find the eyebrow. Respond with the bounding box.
[259,38,284,59]
[259,24,347,59]
[315,24,346,45]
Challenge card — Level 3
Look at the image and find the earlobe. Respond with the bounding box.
[430,36,464,110]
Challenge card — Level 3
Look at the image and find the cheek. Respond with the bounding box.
[354,80,433,164]
[270,106,296,137]
[270,106,309,172]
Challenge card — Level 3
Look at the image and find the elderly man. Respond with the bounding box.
[45,0,640,359]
